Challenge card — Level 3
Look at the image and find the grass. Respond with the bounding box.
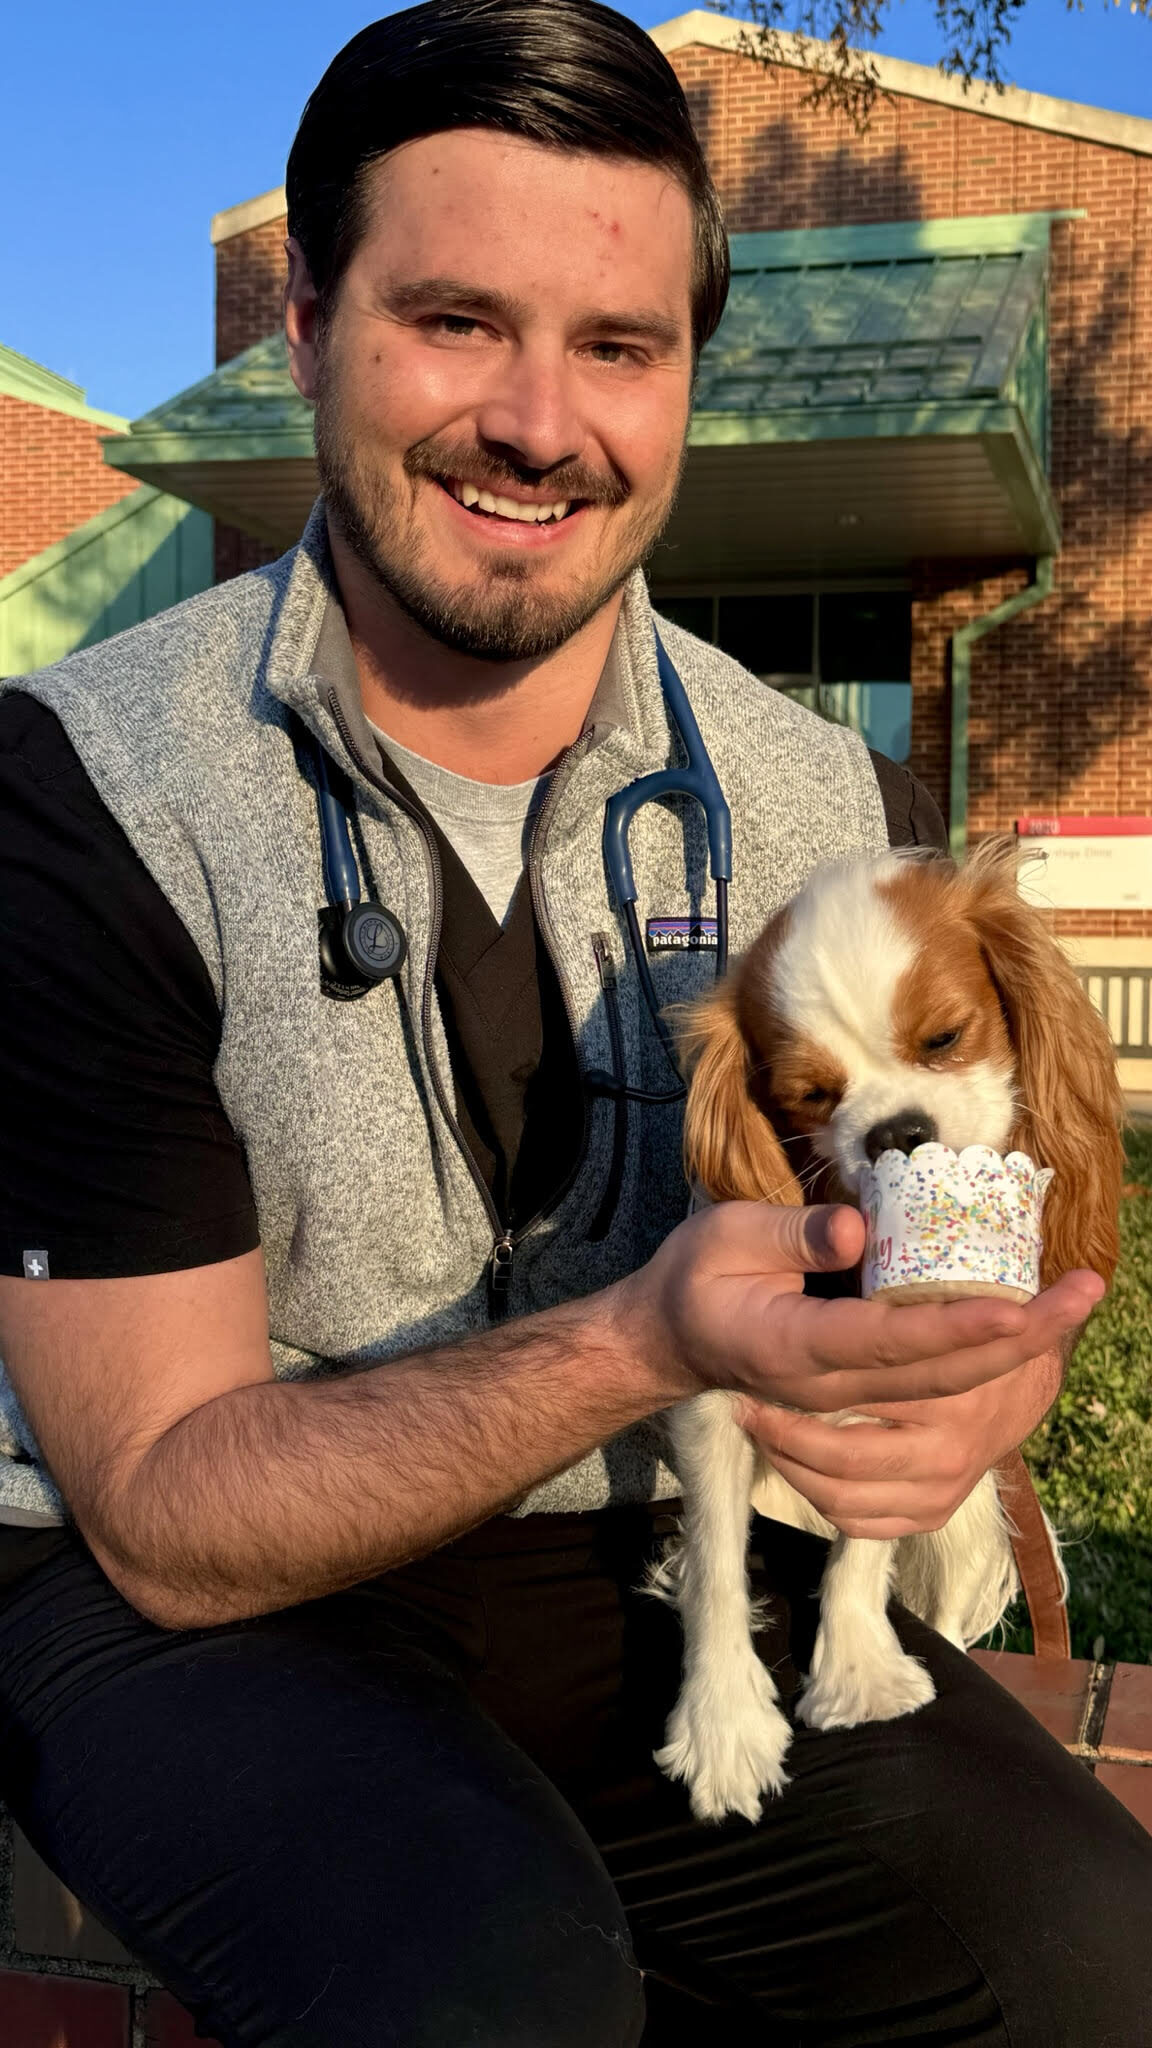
[978,1123,1152,1665]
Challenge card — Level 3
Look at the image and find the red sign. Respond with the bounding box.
[1016,816,1152,838]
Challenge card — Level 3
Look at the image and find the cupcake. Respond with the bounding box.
[859,1143,1054,1305]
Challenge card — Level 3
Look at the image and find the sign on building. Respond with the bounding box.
[1016,817,1152,911]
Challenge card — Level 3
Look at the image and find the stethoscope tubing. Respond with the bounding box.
[602,630,731,1073]
[308,630,733,1076]
[311,740,363,910]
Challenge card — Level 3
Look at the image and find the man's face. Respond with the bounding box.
[287,128,696,664]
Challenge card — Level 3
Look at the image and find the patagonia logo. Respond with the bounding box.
[645,916,719,953]
[22,1250,50,1280]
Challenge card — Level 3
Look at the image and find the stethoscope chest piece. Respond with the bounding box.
[305,724,409,1001]
[343,901,407,979]
[317,901,407,1000]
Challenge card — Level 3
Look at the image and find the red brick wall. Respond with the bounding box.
[213,521,280,585]
[215,216,288,369]
[213,215,288,581]
[667,44,1152,936]
[0,394,138,581]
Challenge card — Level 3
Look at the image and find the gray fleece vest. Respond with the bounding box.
[0,504,888,1525]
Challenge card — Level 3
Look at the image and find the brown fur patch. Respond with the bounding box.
[878,860,1014,1080]
[733,910,848,1138]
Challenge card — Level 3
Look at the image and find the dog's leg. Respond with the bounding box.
[895,1471,1024,1651]
[654,1391,792,1822]
[796,1533,936,1730]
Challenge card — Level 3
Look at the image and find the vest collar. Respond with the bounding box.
[262,499,680,792]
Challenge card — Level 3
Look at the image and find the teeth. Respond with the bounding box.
[450,479,571,524]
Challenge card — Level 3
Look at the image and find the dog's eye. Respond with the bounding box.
[922,1028,962,1055]
[801,1085,831,1105]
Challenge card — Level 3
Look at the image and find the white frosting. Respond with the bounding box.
[859,1143,1054,1299]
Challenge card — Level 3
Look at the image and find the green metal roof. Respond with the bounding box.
[103,210,1069,572]
[108,332,313,463]
[656,210,1065,576]
[696,237,1050,464]
[101,333,315,549]
[0,342,127,431]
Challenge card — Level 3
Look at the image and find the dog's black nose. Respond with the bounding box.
[864,1110,938,1162]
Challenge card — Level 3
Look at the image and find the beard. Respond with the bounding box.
[313,378,688,667]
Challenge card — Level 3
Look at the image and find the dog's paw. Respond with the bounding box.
[796,1631,936,1731]
[655,1656,792,1823]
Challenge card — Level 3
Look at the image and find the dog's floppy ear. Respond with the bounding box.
[962,838,1124,1287]
[675,974,804,1207]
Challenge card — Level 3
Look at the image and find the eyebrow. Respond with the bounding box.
[380,276,686,354]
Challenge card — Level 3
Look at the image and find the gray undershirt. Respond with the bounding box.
[361,623,633,925]
[367,724,549,926]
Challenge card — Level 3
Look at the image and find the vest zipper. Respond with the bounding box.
[588,932,628,1242]
[489,1234,515,1304]
[325,693,504,1265]
[323,695,596,1319]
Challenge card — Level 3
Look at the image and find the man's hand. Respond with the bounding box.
[735,1348,1066,1540]
[624,1200,1102,1539]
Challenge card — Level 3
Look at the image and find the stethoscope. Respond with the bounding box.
[309,629,732,1087]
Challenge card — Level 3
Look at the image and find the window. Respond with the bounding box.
[651,589,913,763]
[717,595,813,678]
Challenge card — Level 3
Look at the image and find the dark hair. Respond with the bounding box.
[285,0,730,366]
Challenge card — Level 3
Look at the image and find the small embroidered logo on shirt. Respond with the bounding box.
[645,916,718,953]
[23,1250,50,1280]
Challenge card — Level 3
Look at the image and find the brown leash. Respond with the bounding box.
[993,1447,1071,1659]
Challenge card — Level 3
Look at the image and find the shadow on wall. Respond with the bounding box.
[679,79,1152,823]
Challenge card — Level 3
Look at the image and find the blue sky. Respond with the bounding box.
[3,1,1149,421]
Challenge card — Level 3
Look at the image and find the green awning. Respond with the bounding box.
[101,333,315,548]
[104,210,1066,571]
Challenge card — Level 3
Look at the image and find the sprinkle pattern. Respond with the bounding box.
[859,1144,1054,1300]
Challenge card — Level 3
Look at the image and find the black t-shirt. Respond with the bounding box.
[0,689,947,1282]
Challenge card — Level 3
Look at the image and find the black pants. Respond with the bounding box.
[0,1507,1149,2048]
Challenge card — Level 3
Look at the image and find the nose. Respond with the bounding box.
[475,348,585,476]
[864,1109,938,1163]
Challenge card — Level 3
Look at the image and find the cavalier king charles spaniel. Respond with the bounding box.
[653,839,1123,1823]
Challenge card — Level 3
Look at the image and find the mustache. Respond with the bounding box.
[402,441,630,510]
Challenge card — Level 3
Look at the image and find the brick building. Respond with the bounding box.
[0,344,135,582]
[97,10,1152,1061]
[0,343,212,681]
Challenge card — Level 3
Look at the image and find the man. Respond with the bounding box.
[0,4,1147,2043]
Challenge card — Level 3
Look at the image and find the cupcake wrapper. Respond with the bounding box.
[859,1143,1054,1301]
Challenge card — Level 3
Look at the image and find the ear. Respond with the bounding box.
[675,973,804,1207]
[963,839,1125,1287]
[284,237,321,401]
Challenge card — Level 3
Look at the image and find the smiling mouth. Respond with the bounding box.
[435,477,585,526]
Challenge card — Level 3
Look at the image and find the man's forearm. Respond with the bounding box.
[97,1281,690,1629]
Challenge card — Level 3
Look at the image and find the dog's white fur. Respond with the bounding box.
[653,1393,1043,1821]
[650,852,1073,1824]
